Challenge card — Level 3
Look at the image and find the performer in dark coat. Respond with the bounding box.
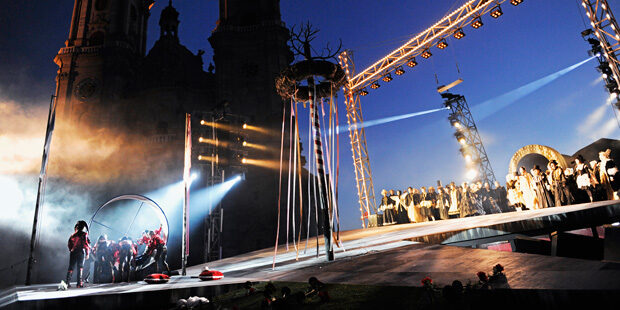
[66,220,91,288]
[118,236,136,282]
[479,183,500,214]
[574,155,596,202]
[459,184,478,217]
[550,160,573,206]
[93,234,113,283]
[531,165,554,208]
[492,181,511,212]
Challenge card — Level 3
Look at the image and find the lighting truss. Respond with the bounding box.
[338,51,377,229]
[342,0,513,92]
[443,93,497,185]
[337,0,519,227]
[582,0,620,110]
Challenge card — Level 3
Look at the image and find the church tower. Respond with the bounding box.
[208,0,293,124]
[54,0,154,127]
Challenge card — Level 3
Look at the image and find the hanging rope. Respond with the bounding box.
[272,102,287,269]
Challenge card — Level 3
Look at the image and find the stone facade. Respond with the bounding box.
[53,0,293,263]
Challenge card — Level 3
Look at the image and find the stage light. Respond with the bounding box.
[511,0,523,6]
[242,123,247,129]
[394,66,405,76]
[241,158,247,164]
[612,222,620,226]
[471,17,483,29]
[382,73,393,82]
[466,169,478,179]
[370,82,380,89]
[242,141,247,146]
[453,29,465,39]
[360,88,369,96]
[459,138,466,144]
[603,73,608,79]
[191,173,199,182]
[465,154,472,162]
[406,58,418,67]
[437,39,448,49]
[200,120,206,125]
[421,50,432,59]
[490,5,503,18]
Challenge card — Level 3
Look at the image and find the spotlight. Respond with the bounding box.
[406,58,418,67]
[242,141,247,146]
[382,74,393,82]
[459,137,466,144]
[471,17,483,29]
[394,66,405,76]
[242,123,247,129]
[199,137,204,143]
[510,0,522,6]
[370,82,380,89]
[421,50,432,59]
[437,39,448,49]
[466,169,478,179]
[453,29,465,39]
[200,120,206,125]
[241,158,247,164]
[490,5,503,18]
[191,173,199,182]
[360,88,369,96]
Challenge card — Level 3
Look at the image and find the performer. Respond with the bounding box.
[427,187,439,221]
[459,183,478,217]
[395,190,409,224]
[412,188,424,223]
[531,166,554,208]
[93,234,114,283]
[590,160,605,201]
[493,181,511,212]
[404,187,417,223]
[599,149,618,200]
[575,155,596,202]
[436,186,450,220]
[549,160,573,206]
[420,187,433,221]
[448,182,461,217]
[518,166,538,209]
[65,220,91,288]
[480,183,500,214]
[379,190,395,225]
[118,236,136,282]
[146,228,170,274]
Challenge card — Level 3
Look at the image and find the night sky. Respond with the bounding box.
[1,0,619,232]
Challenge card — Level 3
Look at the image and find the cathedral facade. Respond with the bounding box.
[53,0,294,264]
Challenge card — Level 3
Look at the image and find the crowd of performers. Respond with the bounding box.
[65,222,170,288]
[379,150,619,225]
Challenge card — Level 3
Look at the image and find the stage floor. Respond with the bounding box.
[3,200,620,308]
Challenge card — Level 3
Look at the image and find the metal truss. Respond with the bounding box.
[195,111,247,262]
[582,0,620,110]
[346,0,509,92]
[443,93,497,185]
[338,52,378,229]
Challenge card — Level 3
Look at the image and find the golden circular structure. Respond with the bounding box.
[508,144,568,174]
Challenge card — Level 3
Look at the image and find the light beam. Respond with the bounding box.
[339,107,449,132]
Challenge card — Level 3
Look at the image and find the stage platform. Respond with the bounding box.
[3,200,620,309]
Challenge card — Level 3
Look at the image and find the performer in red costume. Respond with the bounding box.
[146,226,170,274]
[65,220,91,288]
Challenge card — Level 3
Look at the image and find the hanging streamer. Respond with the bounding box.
[291,101,298,253]
[272,102,287,269]
[285,99,294,251]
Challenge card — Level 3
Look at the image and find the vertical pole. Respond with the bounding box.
[26,95,57,285]
[182,113,191,275]
[219,170,225,260]
[309,80,334,261]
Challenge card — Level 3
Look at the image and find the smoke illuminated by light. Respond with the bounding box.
[466,169,478,180]
[337,107,449,133]
[472,56,596,121]
[243,158,281,170]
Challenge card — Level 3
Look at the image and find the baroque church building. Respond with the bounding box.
[52,0,295,265]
